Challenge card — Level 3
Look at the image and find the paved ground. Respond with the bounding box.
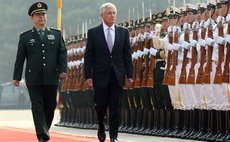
[0,109,201,142]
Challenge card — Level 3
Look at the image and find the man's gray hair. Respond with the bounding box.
[100,2,117,14]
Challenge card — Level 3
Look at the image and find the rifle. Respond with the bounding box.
[146,38,155,87]
[187,23,198,84]
[61,76,67,91]
[196,21,206,84]
[66,65,73,90]
[134,37,144,88]
[141,37,150,87]
[162,27,173,85]
[127,29,137,90]
[78,63,84,90]
[179,24,189,84]
[202,22,213,84]
[132,36,139,88]
[214,19,225,84]
[168,27,179,85]
[222,22,230,83]
[71,65,77,90]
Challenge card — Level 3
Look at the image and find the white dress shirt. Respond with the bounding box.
[103,22,115,45]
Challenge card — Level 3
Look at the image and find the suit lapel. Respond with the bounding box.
[98,24,111,54]
[113,25,119,53]
[99,24,107,46]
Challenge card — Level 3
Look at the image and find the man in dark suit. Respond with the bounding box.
[12,2,67,142]
[84,2,133,142]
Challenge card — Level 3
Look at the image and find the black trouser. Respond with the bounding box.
[154,61,173,109]
[94,69,123,139]
[27,85,58,141]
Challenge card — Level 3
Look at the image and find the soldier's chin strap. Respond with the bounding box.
[211,8,215,18]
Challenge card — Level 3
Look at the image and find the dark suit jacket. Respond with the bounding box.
[13,27,67,86]
[84,24,133,88]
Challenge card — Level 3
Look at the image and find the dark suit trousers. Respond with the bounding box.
[94,68,123,139]
[27,85,58,141]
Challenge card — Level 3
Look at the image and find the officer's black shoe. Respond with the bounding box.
[110,138,118,142]
[97,123,106,142]
[39,138,47,142]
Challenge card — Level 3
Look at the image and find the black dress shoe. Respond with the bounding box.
[110,138,118,142]
[39,138,47,142]
[97,123,106,142]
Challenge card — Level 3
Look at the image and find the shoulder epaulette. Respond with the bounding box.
[20,29,32,35]
[49,27,60,31]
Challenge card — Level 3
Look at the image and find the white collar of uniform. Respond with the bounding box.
[103,22,115,32]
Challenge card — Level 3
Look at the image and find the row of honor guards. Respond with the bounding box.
[57,0,230,141]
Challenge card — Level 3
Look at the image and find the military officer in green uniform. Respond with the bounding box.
[12,2,67,142]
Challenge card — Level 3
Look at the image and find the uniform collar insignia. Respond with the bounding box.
[47,34,55,40]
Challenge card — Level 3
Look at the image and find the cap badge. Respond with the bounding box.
[37,3,42,8]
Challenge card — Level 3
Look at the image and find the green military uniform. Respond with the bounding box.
[13,27,67,85]
[13,2,67,142]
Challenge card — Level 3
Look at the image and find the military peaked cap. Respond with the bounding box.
[28,2,48,16]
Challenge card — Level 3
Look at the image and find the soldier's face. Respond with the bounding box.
[204,10,209,21]
[101,7,116,27]
[162,20,168,29]
[220,4,228,17]
[31,12,47,28]
[197,13,202,23]
[186,12,194,24]
[213,8,220,20]
[170,18,178,26]
[179,16,185,26]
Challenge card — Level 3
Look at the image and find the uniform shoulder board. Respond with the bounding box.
[49,27,60,31]
[20,29,32,35]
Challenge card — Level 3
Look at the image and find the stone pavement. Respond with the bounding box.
[0,109,201,142]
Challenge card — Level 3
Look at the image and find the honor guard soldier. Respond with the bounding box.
[216,1,230,140]
[13,2,67,142]
[149,10,174,136]
[208,0,229,141]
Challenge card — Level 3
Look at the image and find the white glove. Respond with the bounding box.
[225,34,230,43]
[216,16,225,24]
[199,39,206,47]
[143,48,149,55]
[182,40,191,50]
[137,50,143,57]
[167,43,173,51]
[226,13,230,22]
[206,37,215,46]
[216,36,226,45]
[150,47,158,56]
[172,43,181,50]
[190,39,198,47]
